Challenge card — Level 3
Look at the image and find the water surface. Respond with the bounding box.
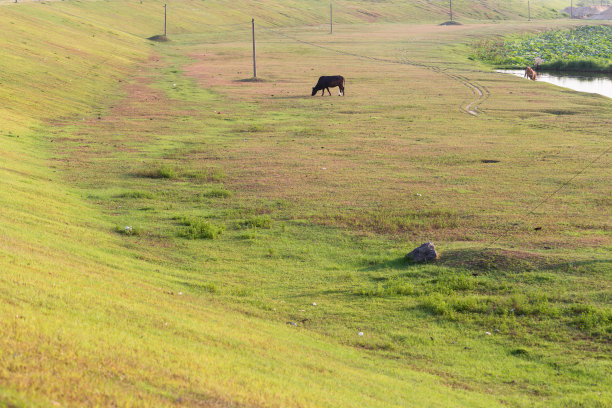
[497,70,612,99]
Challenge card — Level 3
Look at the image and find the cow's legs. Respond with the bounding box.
[320,89,325,96]
[339,85,344,96]
[326,87,332,96]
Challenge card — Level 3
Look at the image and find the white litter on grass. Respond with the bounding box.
[173,83,177,87]
[322,167,326,170]
[358,331,364,336]
[416,193,422,196]
[178,292,183,295]
[312,302,317,306]
[485,331,492,336]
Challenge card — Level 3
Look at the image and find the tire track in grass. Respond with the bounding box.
[425,65,490,115]
[447,73,490,115]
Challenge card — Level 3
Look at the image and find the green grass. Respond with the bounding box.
[1,1,610,407]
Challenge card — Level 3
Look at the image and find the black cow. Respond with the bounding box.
[312,75,345,96]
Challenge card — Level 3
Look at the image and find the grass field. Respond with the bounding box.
[1,1,610,407]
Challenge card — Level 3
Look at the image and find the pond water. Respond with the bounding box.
[497,70,612,99]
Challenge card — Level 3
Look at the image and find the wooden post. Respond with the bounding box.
[450,0,453,21]
[570,0,573,18]
[252,19,257,78]
[164,4,167,36]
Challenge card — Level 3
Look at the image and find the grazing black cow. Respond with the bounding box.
[312,75,345,96]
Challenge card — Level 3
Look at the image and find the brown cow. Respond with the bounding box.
[524,66,537,81]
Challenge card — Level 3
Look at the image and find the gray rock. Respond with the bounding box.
[406,242,438,262]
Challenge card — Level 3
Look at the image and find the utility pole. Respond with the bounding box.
[164,4,167,36]
[528,0,531,20]
[330,3,333,34]
[252,19,257,78]
[450,0,453,21]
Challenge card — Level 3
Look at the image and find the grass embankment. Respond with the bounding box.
[1,1,611,407]
[473,25,612,72]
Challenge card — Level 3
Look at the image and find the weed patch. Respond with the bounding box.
[327,208,460,234]
[185,168,225,182]
[117,190,154,199]
[137,165,177,179]
[181,281,218,294]
[203,187,232,198]
[238,216,272,229]
[356,281,416,297]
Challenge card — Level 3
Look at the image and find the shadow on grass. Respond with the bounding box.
[437,248,549,272]
[361,256,427,272]
[438,248,610,274]
[147,35,169,42]
[270,95,309,99]
[235,77,267,83]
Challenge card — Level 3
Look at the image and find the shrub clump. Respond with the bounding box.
[176,217,224,239]
[567,304,612,337]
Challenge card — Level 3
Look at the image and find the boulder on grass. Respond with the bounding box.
[406,242,438,262]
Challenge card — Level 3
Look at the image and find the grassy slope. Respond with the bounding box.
[1,1,610,407]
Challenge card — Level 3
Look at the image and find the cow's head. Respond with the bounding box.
[311,87,317,96]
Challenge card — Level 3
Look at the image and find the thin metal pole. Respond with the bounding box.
[252,19,257,78]
[330,3,333,34]
[450,0,453,21]
[164,4,167,36]
[570,0,573,18]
